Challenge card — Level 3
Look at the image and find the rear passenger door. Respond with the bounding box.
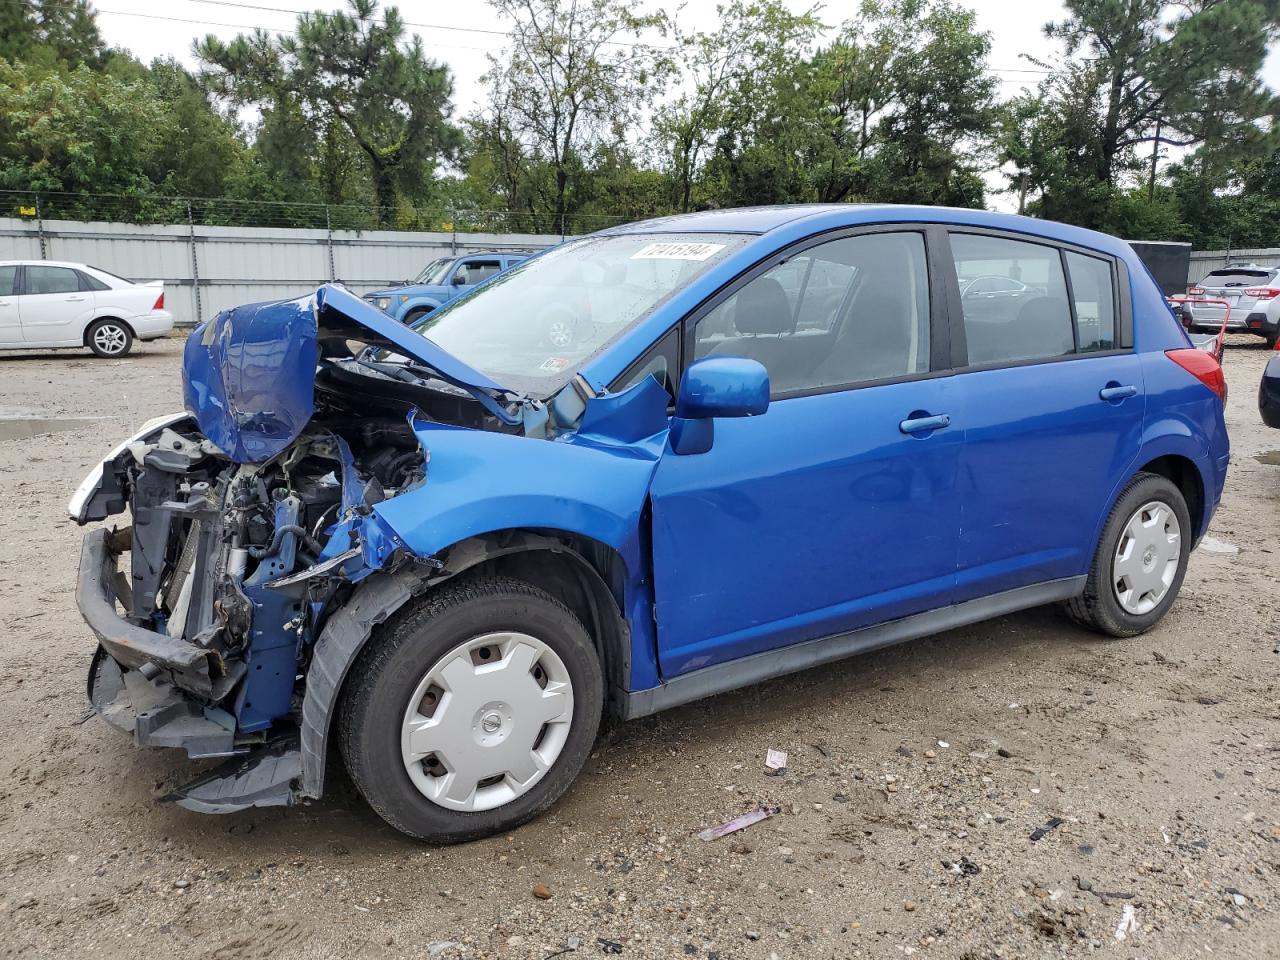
[944,230,1144,601]
[648,228,963,677]
[0,265,20,345]
[18,264,94,345]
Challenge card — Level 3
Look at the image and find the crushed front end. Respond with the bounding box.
[70,284,533,813]
[74,414,422,810]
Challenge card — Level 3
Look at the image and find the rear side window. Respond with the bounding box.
[0,265,16,297]
[25,265,81,295]
[1065,252,1116,352]
[951,233,1074,365]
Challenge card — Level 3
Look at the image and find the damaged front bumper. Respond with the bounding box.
[80,527,304,811]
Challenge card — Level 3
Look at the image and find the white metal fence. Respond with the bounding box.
[0,216,561,326]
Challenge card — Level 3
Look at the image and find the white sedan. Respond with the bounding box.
[0,260,173,358]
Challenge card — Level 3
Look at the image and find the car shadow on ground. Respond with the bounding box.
[132,600,1098,854]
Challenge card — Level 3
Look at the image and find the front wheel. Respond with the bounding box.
[338,575,603,842]
[1064,472,1191,637]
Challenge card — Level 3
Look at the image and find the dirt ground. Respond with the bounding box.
[0,335,1277,960]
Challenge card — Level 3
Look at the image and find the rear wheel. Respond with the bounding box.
[338,575,603,842]
[86,319,133,358]
[1263,330,1278,349]
[1065,472,1191,637]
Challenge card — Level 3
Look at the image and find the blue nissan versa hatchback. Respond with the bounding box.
[71,206,1229,841]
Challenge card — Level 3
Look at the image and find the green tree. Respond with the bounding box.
[474,0,673,231]
[1009,0,1280,230]
[0,59,161,204]
[0,1,107,69]
[197,0,460,222]
[655,1,820,211]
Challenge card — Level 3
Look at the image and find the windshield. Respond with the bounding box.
[401,232,746,395]
[413,257,454,285]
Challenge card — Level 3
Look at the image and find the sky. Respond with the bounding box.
[90,0,1280,211]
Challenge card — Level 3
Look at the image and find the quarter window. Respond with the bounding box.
[951,234,1074,365]
[1065,252,1116,352]
[25,265,81,296]
[694,232,931,396]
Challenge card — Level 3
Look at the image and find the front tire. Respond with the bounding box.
[1065,472,1191,637]
[338,575,603,842]
[86,319,133,358]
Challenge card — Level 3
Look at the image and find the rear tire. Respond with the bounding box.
[86,319,133,358]
[1263,330,1278,349]
[338,574,603,843]
[1065,472,1191,637]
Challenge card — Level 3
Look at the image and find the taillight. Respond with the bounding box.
[152,292,165,310]
[1244,287,1280,299]
[1187,286,1206,296]
[1166,348,1226,402]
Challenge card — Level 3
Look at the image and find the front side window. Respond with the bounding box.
[1065,251,1116,352]
[408,233,745,395]
[694,231,930,396]
[455,260,502,284]
[25,265,80,295]
[951,233,1074,365]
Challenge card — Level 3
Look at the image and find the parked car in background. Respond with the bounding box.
[1180,263,1280,346]
[0,260,171,357]
[363,251,532,325]
[72,206,1228,842]
[1259,341,1280,427]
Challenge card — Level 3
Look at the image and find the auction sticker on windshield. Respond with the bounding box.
[631,242,726,261]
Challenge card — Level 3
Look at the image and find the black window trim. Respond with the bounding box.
[678,222,954,403]
[940,226,1132,374]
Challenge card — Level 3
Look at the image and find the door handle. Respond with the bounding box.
[899,413,951,435]
[1099,384,1137,402]
[65,295,86,302]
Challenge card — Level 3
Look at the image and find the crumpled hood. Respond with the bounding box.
[183,283,509,463]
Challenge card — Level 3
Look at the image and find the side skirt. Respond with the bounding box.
[621,576,1086,720]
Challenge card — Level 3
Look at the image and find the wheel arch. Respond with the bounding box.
[394,297,443,322]
[299,529,631,801]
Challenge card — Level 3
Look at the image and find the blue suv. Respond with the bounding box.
[363,251,531,324]
[72,205,1228,842]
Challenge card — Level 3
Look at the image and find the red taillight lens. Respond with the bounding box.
[1244,287,1280,299]
[1187,286,1206,296]
[1166,348,1226,402]
[152,291,164,310]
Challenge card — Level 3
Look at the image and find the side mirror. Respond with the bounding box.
[451,273,467,286]
[670,356,770,455]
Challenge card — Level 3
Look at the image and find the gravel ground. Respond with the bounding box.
[0,336,1277,960]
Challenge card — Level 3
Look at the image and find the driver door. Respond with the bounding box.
[647,229,962,678]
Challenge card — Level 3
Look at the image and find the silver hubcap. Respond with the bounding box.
[400,632,574,812]
[548,320,573,347]
[93,324,127,355]
[1113,500,1181,615]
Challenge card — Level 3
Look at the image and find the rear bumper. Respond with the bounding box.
[131,310,174,339]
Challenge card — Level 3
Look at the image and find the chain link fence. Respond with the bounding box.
[0,189,630,236]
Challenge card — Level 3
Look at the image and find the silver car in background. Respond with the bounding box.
[1181,263,1280,346]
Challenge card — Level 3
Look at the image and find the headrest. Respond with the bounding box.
[732,277,795,335]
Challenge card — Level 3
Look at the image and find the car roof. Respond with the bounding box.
[0,259,90,269]
[598,204,1134,258]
